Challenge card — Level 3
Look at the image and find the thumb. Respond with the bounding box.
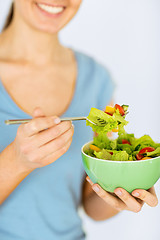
[32,107,45,118]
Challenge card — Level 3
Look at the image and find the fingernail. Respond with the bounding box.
[133,192,140,197]
[93,185,100,192]
[72,123,75,129]
[115,190,122,196]
[86,177,91,183]
[53,117,61,124]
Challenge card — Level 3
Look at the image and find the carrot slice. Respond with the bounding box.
[90,144,101,152]
[141,157,152,160]
[112,129,119,132]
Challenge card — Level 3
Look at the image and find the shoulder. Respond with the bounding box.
[74,50,115,108]
[74,50,113,85]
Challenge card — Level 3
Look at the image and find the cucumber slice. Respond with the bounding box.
[122,105,129,112]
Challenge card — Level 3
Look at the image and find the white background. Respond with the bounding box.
[0,1,160,240]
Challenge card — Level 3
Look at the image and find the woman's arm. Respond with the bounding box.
[0,108,74,204]
[82,176,119,221]
[82,176,158,221]
[0,144,32,204]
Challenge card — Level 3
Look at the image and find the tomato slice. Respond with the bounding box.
[136,153,143,160]
[105,112,113,116]
[109,152,113,155]
[115,104,125,116]
[122,139,131,145]
[139,147,155,155]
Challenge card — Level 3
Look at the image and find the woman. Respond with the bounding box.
[0,1,158,239]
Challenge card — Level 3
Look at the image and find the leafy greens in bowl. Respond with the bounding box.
[81,141,160,193]
[85,104,160,161]
[81,104,160,192]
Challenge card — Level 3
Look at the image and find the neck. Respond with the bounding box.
[1,11,65,65]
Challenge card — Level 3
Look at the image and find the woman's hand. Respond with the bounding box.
[86,176,158,213]
[11,108,74,171]
[0,107,74,204]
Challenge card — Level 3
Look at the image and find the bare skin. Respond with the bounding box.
[0,0,158,221]
[0,108,74,204]
[0,31,77,117]
[83,176,158,221]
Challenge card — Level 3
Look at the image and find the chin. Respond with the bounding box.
[31,22,63,34]
[15,0,81,34]
[24,1,76,34]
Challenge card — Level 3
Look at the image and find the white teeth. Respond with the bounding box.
[37,3,64,14]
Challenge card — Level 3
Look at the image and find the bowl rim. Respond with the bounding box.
[81,140,160,163]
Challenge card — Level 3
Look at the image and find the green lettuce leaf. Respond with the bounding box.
[93,133,117,150]
[85,148,96,158]
[129,155,134,161]
[111,151,129,161]
[93,133,111,149]
[117,144,134,155]
[94,149,112,160]
[118,128,135,145]
[146,147,160,157]
[87,108,128,134]
[94,148,130,161]
[110,139,117,150]
[133,135,160,150]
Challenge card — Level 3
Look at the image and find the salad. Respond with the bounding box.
[85,104,160,161]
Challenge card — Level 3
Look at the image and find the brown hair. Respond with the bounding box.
[3,3,14,30]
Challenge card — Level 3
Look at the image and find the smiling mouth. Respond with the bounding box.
[36,2,66,14]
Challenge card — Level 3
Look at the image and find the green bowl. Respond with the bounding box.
[81,141,160,193]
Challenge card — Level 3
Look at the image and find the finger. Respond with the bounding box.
[36,125,74,159]
[31,121,72,147]
[92,184,125,211]
[41,139,72,166]
[86,176,94,186]
[114,188,142,213]
[135,198,144,205]
[132,187,158,207]
[24,116,61,136]
[86,176,119,199]
[32,107,45,118]
[148,186,157,196]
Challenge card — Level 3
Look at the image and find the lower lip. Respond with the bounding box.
[35,3,66,18]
